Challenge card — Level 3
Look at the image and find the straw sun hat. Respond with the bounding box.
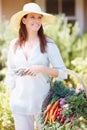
[10,2,56,31]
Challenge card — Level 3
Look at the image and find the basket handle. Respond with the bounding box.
[65,68,87,98]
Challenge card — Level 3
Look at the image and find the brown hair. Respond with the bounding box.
[14,15,47,53]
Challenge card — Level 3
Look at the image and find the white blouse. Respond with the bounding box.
[5,38,67,115]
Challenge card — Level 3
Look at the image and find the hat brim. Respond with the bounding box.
[10,11,56,31]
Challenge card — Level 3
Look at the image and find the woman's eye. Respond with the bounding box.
[38,16,42,19]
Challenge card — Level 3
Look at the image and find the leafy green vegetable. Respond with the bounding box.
[51,81,75,101]
[67,91,87,119]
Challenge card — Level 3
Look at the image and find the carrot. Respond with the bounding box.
[43,101,59,124]
[43,104,52,115]
[43,112,49,125]
[51,106,58,122]
[48,103,58,123]
[53,106,58,116]
[48,111,52,123]
[51,114,56,122]
[48,112,51,121]
[49,115,52,123]
[50,101,58,116]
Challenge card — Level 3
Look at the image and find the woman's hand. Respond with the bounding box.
[24,65,42,76]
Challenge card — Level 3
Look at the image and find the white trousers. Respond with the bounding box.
[13,113,41,130]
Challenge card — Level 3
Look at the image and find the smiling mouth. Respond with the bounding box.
[32,24,40,27]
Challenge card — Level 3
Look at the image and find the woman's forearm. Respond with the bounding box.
[39,66,59,78]
[24,65,59,77]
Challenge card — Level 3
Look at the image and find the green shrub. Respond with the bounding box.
[0,19,17,81]
[72,33,87,59]
[71,33,87,85]
[0,82,15,130]
[44,14,79,68]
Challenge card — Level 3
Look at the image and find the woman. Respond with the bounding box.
[6,2,67,130]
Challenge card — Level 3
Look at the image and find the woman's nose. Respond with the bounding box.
[35,18,41,23]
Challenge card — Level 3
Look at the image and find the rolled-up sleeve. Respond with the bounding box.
[47,42,67,80]
[5,40,16,89]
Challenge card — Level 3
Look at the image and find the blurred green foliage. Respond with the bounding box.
[0,19,17,81]
[0,83,14,130]
[71,33,87,85]
[0,19,16,130]
[44,14,79,68]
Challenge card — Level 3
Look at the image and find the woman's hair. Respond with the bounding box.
[14,14,47,53]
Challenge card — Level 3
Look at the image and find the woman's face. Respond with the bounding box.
[22,13,43,32]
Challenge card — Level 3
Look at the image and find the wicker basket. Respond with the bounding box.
[66,69,87,97]
[40,69,87,130]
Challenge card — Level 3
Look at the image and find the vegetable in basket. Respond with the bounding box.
[40,80,87,130]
